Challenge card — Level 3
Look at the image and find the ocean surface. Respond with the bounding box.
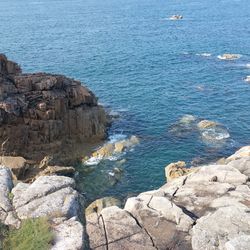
[1,0,250,201]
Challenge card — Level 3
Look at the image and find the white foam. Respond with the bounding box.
[196,53,212,57]
[84,156,102,166]
[201,128,230,141]
[244,76,250,82]
[108,134,127,143]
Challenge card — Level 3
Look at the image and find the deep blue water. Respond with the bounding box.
[1,0,250,200]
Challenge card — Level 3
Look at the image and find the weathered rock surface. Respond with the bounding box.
[0,170,85,248]
[12,175,81,220]
[165,161,197,181]
[85,197,122,216]
[0,156,32,180]
[0,167,14,222]
[86,146,250,250]
[0,54,108,160]
[51,217,85,250]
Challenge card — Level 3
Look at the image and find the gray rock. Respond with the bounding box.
[86,150,250,250]
[185,165,248,185]
[86,206,156,250]
[192,206,250,250]
[12,175,75,208]
[225,235,250,250]
[0,166,13,222]
[125,195,193,250]
[4,211,20,228]
[51,217,84,250]
[12,176,80,220]
[227,157,250,178]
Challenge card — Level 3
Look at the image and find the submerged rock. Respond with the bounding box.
[179,114,197,124]
[197,119,218,129]
[0,54,108,160]
[217,53,241,60]
[169,114,197,136]
[197,119,230,143]
[165,161,197,181]
[84,135,139,165]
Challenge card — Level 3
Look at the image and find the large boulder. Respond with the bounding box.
[0,55,108,160]
[12,175,82,220]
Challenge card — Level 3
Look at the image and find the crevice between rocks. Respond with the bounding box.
[99,214,109,250]
[125,210,158,250]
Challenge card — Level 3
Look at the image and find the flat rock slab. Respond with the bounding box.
[86,206,156,250]
[12,176,80,219]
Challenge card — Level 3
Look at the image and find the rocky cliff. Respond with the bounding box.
[0,54,108,160]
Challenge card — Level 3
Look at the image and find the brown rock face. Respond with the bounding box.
[0,54,108,160]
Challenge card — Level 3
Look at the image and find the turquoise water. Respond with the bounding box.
[1,0,250,200]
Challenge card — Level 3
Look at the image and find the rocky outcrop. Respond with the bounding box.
[1,146,250,249]
[217,54,241,60]
[165,161,197,181]
[170,115,230,144]
[86,146,250,250]
[0,54,108,160]
[0,171,85,249]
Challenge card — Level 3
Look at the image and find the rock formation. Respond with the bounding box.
[83,135,139,165]
[0,54,108,160]
[217,53,241,60]
[0,167,85,249]
[165,161,197,181]
[0,146,250,249]
[86,146,250,250]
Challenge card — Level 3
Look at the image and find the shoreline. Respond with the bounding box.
[0,145,249,249]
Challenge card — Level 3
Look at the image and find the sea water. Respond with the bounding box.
[1,0,250,201]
